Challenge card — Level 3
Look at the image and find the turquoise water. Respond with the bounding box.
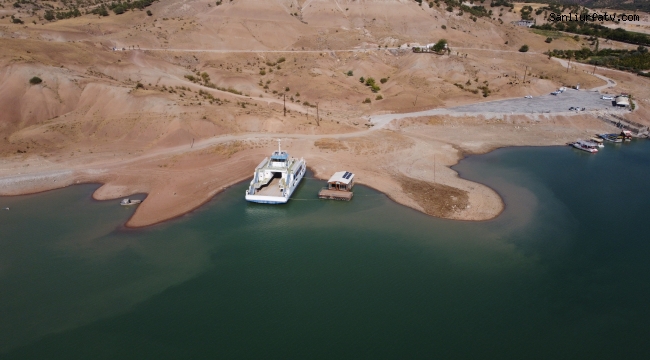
[1,141,649,359]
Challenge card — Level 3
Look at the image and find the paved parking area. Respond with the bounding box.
[449,89,619,114]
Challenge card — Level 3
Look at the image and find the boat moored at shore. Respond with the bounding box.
[571,140,599,153]
[599,133,623,143]
[245,140,306,204]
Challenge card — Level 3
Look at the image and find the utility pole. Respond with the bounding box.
[593,63,597,75]
[413,95,418,106]
[433,155,436,183]
[523,66,528,83]
[567,55,571,73]
[316,102,320,126]
[283,94,286,116]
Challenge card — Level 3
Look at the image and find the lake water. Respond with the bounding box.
[1,141,649,359]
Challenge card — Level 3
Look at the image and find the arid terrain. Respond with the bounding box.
[1,0,649,227]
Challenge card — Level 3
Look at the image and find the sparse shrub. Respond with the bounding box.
[376,95,383,100]
[259,70,266,75]
[12,18,23,24]
[380,78,388,84]
[545,37,553,43]
[277,57,286,63]
[433,39,447,53]
[363,98,371,104]
[359,77,365,83]
[147,10,152,16]
[519,44,529,52]
[136,83,144,89]
[29,76,42,85]
[113,6,125,15]
[347,70,353,76]
[441,25,447,30]
[285,87,290,91]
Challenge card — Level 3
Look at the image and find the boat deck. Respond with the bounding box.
[256,177,283,197]
[318,188,353,201]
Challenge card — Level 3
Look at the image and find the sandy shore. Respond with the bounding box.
[0,106,628,228]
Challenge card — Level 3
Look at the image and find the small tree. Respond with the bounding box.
[347,70,353,76]
[433,39,447,53]
[359,77,365,83]
[545,37,553,43]
[147,10,153,16]
[113,6,125,15]
[29,76,42,85]
[519,45,529,53]
[380,78,388,84]
[362,98,371,104]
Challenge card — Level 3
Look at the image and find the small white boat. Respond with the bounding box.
[571,140,598,153]
[120,198,142,206]
[589,137,604,148]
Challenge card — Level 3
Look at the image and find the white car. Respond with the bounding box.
[524,95,533,99]
[559,87,567,92]
[602,96,614,100]
[551,91,560,95]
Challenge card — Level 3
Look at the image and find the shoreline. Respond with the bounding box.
[0,141,565,229]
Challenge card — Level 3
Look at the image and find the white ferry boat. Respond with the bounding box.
[245,140,306,204]
[571,140,599,153]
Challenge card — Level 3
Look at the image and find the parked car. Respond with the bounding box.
[524,95,533,99]
[551,91,560,95]
[602,95,614,100]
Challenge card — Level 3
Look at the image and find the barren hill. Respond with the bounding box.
[1,0,648,226]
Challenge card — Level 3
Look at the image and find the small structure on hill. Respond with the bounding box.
[513,20,535,27]
[615,95,630,107]
[318,171,355,201]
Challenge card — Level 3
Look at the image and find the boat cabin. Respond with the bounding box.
[318,171,355,201]
[327,171,354,191]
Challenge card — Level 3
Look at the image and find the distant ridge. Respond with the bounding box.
[525,0,650,12]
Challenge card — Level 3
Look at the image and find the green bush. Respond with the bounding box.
[362,98,371,104]
[375,95,383,100]
[545,37,553,43]
[347,70,353,76]
[113,6,125,15]
[147,10,152,16]
[433,39,447,53]
[29,76,42,85]
[380,78,388,84]
[519,45,529,52]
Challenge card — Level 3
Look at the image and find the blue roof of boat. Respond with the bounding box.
[271,152,288,160]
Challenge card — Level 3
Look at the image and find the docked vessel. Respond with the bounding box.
[589,137,604,148]
[245,140,306,204]
[120,198,141,206]
[571,140,599,153]
[598,133,623,143]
